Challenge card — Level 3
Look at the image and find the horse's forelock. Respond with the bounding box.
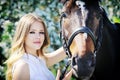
[81,0,101,2]
[59,0,101,6]
[61,0,101,13]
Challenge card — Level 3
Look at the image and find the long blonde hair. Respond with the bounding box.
[5,13,50,80]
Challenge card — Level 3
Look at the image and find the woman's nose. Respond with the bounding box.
[35,33,40,38]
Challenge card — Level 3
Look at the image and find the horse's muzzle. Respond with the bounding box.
[72,52,96,80]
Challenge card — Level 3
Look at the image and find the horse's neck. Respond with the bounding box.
[98,15,119,63]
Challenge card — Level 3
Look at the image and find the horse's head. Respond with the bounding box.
[59,0,103,79]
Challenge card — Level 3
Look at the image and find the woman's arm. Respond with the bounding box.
[45,47,67,67]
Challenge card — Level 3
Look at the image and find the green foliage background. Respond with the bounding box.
[0,0,120,79]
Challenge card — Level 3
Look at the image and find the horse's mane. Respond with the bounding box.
[101,7,120,32]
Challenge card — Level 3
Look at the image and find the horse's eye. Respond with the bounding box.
[61,12,67,18]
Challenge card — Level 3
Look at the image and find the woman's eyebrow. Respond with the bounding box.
[30,29,44,31]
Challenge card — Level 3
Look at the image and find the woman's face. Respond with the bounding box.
[24,21,45,53]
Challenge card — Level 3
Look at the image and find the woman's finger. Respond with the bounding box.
[63,69,73,80]
[56,69,61,80]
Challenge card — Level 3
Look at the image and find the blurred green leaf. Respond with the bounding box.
[112,16,120,23]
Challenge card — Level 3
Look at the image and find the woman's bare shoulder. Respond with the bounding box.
[12,60,30,80]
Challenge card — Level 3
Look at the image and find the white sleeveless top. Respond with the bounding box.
[12,53,55,80]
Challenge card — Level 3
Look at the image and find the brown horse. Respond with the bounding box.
[59,0,120,80]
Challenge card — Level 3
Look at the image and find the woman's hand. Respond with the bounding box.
[56,69,73,80]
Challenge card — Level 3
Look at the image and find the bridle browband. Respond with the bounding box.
[59,1,103,80]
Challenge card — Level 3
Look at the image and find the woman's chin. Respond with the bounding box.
[33,46,41,50]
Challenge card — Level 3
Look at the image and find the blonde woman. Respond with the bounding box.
[5,13,72,80]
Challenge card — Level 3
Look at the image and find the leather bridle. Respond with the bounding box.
[60,12,103,57]
[59,2,103,80]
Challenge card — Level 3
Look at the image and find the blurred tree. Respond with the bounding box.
[101,0,120,23]
[0,0,119,80]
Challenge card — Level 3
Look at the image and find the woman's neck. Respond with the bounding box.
[25,47,38,57]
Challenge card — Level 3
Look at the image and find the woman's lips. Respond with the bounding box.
[33,41,41,44]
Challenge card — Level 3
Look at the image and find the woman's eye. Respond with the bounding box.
[29,31,45,35]
[39,32,45,35]
[29,31,35,34]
